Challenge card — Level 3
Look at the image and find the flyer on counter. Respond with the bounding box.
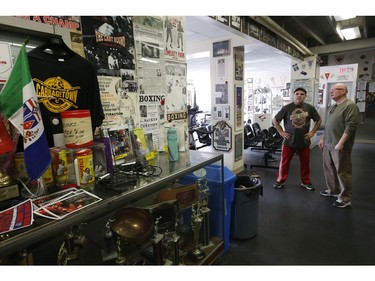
[32,187,78,209]
[0,199,33,235]
[34,189,102,220]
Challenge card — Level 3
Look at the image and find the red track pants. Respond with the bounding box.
[276,144,311,184]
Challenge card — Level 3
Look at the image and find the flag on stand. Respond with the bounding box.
[0,44,51,181]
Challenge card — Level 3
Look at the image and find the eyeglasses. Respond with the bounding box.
[331,88,344,91]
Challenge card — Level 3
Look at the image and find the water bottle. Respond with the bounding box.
[167,126,179,162]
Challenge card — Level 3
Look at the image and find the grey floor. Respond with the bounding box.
[220,117,375,265]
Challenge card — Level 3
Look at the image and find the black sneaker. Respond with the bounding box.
[273,181,285,189]
[301,183,315,191]
[320,190,339,197]
[333,200,351,208]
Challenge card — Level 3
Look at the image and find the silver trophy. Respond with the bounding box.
[163,221,181,265]
[189,203,205,260]
[197,177,211,247]
[152,216,164,265]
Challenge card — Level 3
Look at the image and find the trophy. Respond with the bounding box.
[189,203,205,261]
[197,177,211,247]
[57,227,77,265]
[115,237,126,265]
[163,221,181,265]
[101,220,117,262]
[151,216,164,265]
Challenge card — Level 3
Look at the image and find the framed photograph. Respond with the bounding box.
[213,40,230,57]
[213,121,232,152]
[230,16,241,31]
[234,48,244,81]
[215,83,229,104]
[241,18,249,35]
[234,133,243,162]
[213,105,230,120]
[248,21,260,40]
[102,125,136,165]
[235,85,243,131]
[216,16,229,26]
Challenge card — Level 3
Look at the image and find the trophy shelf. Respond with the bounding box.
[0,150,226,265]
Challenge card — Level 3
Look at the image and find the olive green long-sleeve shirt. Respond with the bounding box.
[324,99,360,149]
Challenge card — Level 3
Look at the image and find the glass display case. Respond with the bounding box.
[0,150,225,265]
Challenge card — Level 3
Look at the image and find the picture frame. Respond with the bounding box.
[230,16,241,31]
[234,133,243,162]
[216,16,229,26]
[213,121,232,152]
[102,125,136,166]
[213,40,230,57]
[235,85,243,131]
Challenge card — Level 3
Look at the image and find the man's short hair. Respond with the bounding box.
[294,87,307,95]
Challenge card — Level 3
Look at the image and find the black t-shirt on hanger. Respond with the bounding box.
[27,45,104,147]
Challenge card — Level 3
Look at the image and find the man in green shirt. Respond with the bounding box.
[319,83,360,208]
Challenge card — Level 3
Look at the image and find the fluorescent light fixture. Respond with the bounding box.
[336,26,345,40]
[9,42,36,49]
[186,51,210,60]
[334,15,356,21]
[340,26,361,40]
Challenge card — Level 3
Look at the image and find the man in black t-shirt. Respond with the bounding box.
[272,87,321,191]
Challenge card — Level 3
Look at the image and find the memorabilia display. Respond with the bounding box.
[0,16,227,267]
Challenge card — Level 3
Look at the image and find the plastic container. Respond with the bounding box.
[230,175,263,240]
[74,148,95,191]
[167,126,179,161]
[179,164,236,253]
[61,110,94,148]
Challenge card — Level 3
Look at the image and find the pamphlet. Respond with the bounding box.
[0,199,33,235]
[32,189,102,220]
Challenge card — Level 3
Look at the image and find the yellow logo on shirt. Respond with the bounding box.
[33,76,80,113]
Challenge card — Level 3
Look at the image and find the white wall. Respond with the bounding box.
[187,60,211,112]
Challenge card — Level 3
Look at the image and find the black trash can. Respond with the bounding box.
[230,175,263,240]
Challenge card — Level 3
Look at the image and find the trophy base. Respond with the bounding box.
[200,240,214,249]
[115,255,126,265]
[189,247,206,261]
[101,249,117,262]
[0,183,19,202]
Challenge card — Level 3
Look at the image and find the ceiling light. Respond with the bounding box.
[186,51,210,60]
[334,15,356,21]
[340,26,361,40]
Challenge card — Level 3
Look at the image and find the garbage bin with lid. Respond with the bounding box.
[230,175,263,240]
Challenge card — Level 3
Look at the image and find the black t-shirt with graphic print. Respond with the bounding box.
[27,47,104,147]
[274,102,321,148]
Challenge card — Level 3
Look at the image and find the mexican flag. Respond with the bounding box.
[0,44,51,181]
